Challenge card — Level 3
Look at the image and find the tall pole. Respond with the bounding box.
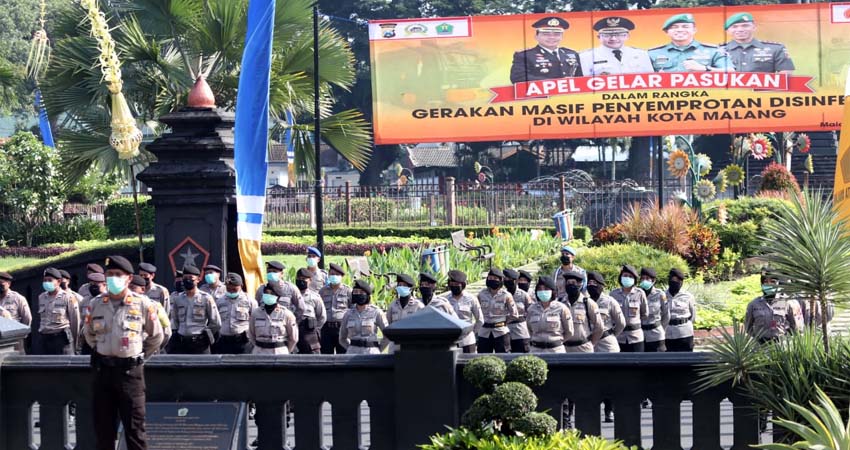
[129,164,144,262]
[313,5,325,269]
[657,137,664,206]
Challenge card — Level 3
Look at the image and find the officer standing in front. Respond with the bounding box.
[294,268,326,354]
[562,270,603,353]
[610,265,648,352]
[318,263,351,354]
[201,265,227,299]
[305,247,328,292]
[649,13,731,72]
[744,268,797,344]
[477,268,518,353]
[35,267,80,355]
[83,255,163,450]
[339,280,389,355]
[169,265,221,354]
[249,283,299,354]
[526,276,573,353]
[138,263,170,315]
[665,268,696,352]
[639,268,669,352]
[212,273,257,354]
[386,273,424,353]
[721,12,794,73]
[504,269,532,353]
[444,270,483,353]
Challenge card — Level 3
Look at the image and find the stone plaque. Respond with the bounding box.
[120,402,246,450]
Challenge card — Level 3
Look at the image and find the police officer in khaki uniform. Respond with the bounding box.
[526,276,573,353]
[419,272,456,316]
[562,270,603,353]
[318,263,351,354]
[138,263,170,315]
[200,265,227,299]
[721,12,794,74]
[639,267,669,352]
[386,273,424,353]
[586,270,622,423]
[59,269,84,307]
[339,280,389,354]
[305,247,328,292]
[744,268,797,344]
[477,268,519,353]
[0,305,10,319]
[169,265,221,354]
[610,265,648,352]
[212,273,257,354]
[249,283,299,354]
[294,268,327,354]
[0,271,32,327]
[77,263,104,300]
[504,269,532,353]
[554,245,587,297]
[444,270,483,353]
[256,261,303,307]
[35,267,80,355]
[83,255,164,450]
[665,268,696,352]
[79,273,106,355]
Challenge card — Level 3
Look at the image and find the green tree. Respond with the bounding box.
[0,131,63,246]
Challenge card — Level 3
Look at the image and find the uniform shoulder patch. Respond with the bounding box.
[761,40,784,46]
[648,44,667,51]
[701,43,718,48]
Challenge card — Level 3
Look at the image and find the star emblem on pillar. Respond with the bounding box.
[168,237,210,275]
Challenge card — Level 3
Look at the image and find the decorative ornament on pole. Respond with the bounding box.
[26,0,50,79]
[188,75,216,109]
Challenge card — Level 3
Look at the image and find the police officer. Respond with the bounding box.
[249,283,299,354]
[60,269,84,305]
[509,16,582,84]
[554,245,587,297]
[580,16,653,76]
[386,273,424,353]
[744,268,797,343]
[130,274,172,351]
[318,263,351,354]
[504,269,532,353]
[639,267,669,352]
[0,271,32,327]
[339,280,389,355]
[444,270,483,354]
[517,270,533,294]
[586,270,622,423]
[610,265,648,352]
[294,268,326,354]
[77,263,104,299]
[477,268,518,353]
[649,13,731,72]
[138,263,170,315]
[169,265,221,354]
[79,273,106,355]
[212,273,257,354]
[721,12,794,73]
[665,268,696,352]
[562,270,603,353]
[419,272,456,316]
[35,267,80,355]
[256,261,302,307]
[526,276,573,353]
[200,265,227,299]
[83,255,163,450]
[305,247,328,291]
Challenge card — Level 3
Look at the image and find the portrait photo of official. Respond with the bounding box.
[721,12,794,74]
[649,13,732,72]
[509,16,583,84]
[579,16,653,75]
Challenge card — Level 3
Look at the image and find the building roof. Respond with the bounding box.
[406,143,458,168]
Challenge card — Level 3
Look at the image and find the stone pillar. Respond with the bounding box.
[445,177,457,226]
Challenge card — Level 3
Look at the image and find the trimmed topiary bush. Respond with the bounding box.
[505,355,548,388]
[463,356,506,393]
[511,411,558,437]
[460,394,494,429]
[105,197,154,238]
[490,382,537,421]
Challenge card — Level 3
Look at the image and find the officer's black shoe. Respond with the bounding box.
[604,413,613,423]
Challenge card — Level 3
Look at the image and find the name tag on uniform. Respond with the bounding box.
[546,314,560,322]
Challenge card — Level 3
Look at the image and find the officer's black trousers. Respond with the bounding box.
[211,332,250,354]
[320,323,346,354]
[170,334,211,354]
[510,338,530,353]
[34,330,73,355]
[461,344,477,354]
[297,326,321,354]
[92,364,147,450]
[665,336,694,352]
[644,340,666,352]
[619,341,645,352]
[477,334,510,353]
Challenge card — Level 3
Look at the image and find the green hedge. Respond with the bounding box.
[265,226,558,240]
[6,238,154,274]
[105,197,155,238]
[572,225,591,242]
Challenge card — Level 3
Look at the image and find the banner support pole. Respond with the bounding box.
[313,5,325,269]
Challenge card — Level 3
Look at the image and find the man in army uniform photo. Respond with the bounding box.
[509,16,582,84]
[580,16,653,76]
[722,12,794,73]
[649,13,731,73]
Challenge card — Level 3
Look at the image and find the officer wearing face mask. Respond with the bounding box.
[138,263,170,315]
[59,270,84,306]
[255,261,303,308]
[200,265,227,299]
[444,270,483,353]
[386,274,424,353]
[664,268,696,352]
[554,245,587,297]
[212,273,257,354]
[305,247,328,291]
[249,283,299,354]
[169,265,222,354]
[34,267,80,355]
[638,267,669,352]
[504,269,532,353]
[130,274,172,351]
[294,268,327,354]
[562,270,603,353]
[420,272,456,316]
[587,271,624,354]
[77,263,104,300]
[318,263,351,354]
[339,280,389,355]
[526,276,573,353]
[477,268,518,353]
[745,267,797,344]
[610,265,648,352]
[78,273,106,355]
[1,271,32,327]
[517,270,534,294]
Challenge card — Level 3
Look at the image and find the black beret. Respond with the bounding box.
[518,270,533,281]
[532,16,569,31]
[105,255,134,275]
[87,273,105,283]
[328,263,345,275]
[182,265,201,276]
[669,268,687,280]
[448,270,467,284]
[87,263,104,274]
[204,265,222,273]
[488,268,504,279]
[296,268,312,279]
[0,271,12,282]
[562,269,584,281]
[225,273,243,286]
[175,270,183,277]
[353,279,373,295]
[131,275,146,287]
[419,272,437,284]
[59,269,71,279]
[587,271,606,286]
[536,276,556,291]
[138,263,157,273]
[503,269,519,280]
[44,267,62,279]
[593,16,635,32]
[620,264,638,278]
[397,273,415,286]
[266,261,285,271]
[640,267,657,279]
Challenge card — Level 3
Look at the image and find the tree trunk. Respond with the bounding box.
[820,294,830,353]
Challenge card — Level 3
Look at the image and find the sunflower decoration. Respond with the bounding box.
[694,179,717,202]
[797,133,811,154]
[750,134,773,160]
[805,154,814,174]
[713,170,727,193]
[724,164,745,187]
[667,149,691,178]
[695,153,712,176]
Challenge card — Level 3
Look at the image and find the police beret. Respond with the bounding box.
[562,269,584,281]
[725,12,754,30]
[594,16,635,32]
[587,271,606,286]
[0,271,12,282]
[175,270,183,277]
[518,270,533,281]
[662,13,694,30]
[669,268,687,280]
[620,264,638,278]
[397,273,415,286]
[307,246,322,258]
[297,268,312,279]
[182,265,201,276]
[640,267,657,279]
[59,269,71,279]
[448,270,467,284]
[87,263,104,274]
[131,275,146,287]
[488,268,504,279]
[138,263,156,274]
[560,245,577,255]
[44,267,62,279]
[225,273,243,286]
[532,16,569,31]
[536,276,556,291]
[328,263,345,275]
[503,269,519,280]
[204,265,222,273]
[419,272,438,284]
[266,261,285,271]
[105,256,134,275]
[87,273,105,283]
[353,279,373,295]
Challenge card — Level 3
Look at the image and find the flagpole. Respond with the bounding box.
[313,5,325,269]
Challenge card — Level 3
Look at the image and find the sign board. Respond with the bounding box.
[120,402,247,450]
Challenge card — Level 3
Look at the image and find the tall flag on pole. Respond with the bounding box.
[35,89,54,148]
[284,109,296,187]
[834,73,850,223]
[234,0,276,296]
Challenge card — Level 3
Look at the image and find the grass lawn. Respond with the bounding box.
[0,256,43,271]
[262,254,348,270]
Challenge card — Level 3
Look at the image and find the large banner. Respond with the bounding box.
[369,4,850,144]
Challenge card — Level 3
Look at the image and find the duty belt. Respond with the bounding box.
[324,321,342,328]
[219,332,248,343]
[669,318,690,326]
[531,341,562,349]
[507,319,523,325]
[565,338,589,347]
[601,329,615,339]
[93,353,144,368]
[624,324,641,331]
[641,321,661,330]
[179,333,208,343]
[255,341,286,349]
[350,339,380,348]
[482,321,506,328]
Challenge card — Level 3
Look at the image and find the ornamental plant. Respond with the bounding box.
[759,162,800,194]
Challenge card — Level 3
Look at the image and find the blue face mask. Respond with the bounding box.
[639,280,654,290]
[106,276,126,295]
[328,275,342,285]
[42,281,56,293]
[396,286,412,298]
[762,284,778,297]
[536,290,553,302]
[226,292,239,299]
[262,293,277,306]
[267,272,280,283]
[621,276,635,288]
[306,257,318,268]
[204,273,217,285]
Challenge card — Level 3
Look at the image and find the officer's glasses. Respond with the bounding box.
[600,32,628,38]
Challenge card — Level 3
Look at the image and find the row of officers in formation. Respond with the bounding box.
[0,245,827,357]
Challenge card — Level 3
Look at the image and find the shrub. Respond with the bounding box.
[463,356,506,393]
[618,201,696,256]
[421,428,633,450]
[264,226,556,240]
[511,412,558,437]
[707,220,760,259]
[31,218,108,245]
[704,196,791,228]
[593,223,626,245]
[547,243,689,288]
[505,355,548,387]
[685,223,720,272]
[105,197,155,237]
[572,225,591,242]
[759,162,800,194]
[490,382,537,421]
[461,394,494,430]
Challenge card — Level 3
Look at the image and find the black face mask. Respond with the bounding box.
[352,294,369,305]
[399,296,409,309]
[586,285,603,300]
[89,284,102,296]
[264,303,277,314]
[517,282,530,292]
[486,279,502,290]
[419,287,434,303]
[668,280,682,296]
[504,281,517,293]
[60,281,68,290]
[566,284,581,302]
[295,279,309,291]
[560,255,572,265]
[450,285,463,296]
[183,279,196,291]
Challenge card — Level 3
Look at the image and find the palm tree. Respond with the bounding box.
[41,0,371,186]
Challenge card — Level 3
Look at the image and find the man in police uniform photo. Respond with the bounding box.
[579,16,653,75]
[509,16,583,84]
[649,13,731,72]
[721,12,794,73]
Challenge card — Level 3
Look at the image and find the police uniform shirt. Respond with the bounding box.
[477,288,518,338]
[427,296,458,318]
[510,45,583,84]
[38,290,80,341]
[564,296,603,352]
[255,281,303,310]
[649,41,730,72]
[308,268,328,292]
[594,293,625,353]
[579,46,654,75]
[78,283,94,300]
[508,289,532,340]
[554,265,588,296]
[170,290,222,336]
[145,282,171,314]
[387,297,424,324]
[338,305,389,353]
[319,284,352,323]
[1,289,32,325]
[526,300,573,348]
[744,295,796,340]
[248,305,298,354]
[201,283,227,300]
[665,290,696,340]
[215,292,258,336]
[0,305,10,319]
[83,293,164,358]
[721,39,794,73]
[610,287,648,344]
[296,289,327,329]
[446,292,483,347]
[642,287,669,343]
